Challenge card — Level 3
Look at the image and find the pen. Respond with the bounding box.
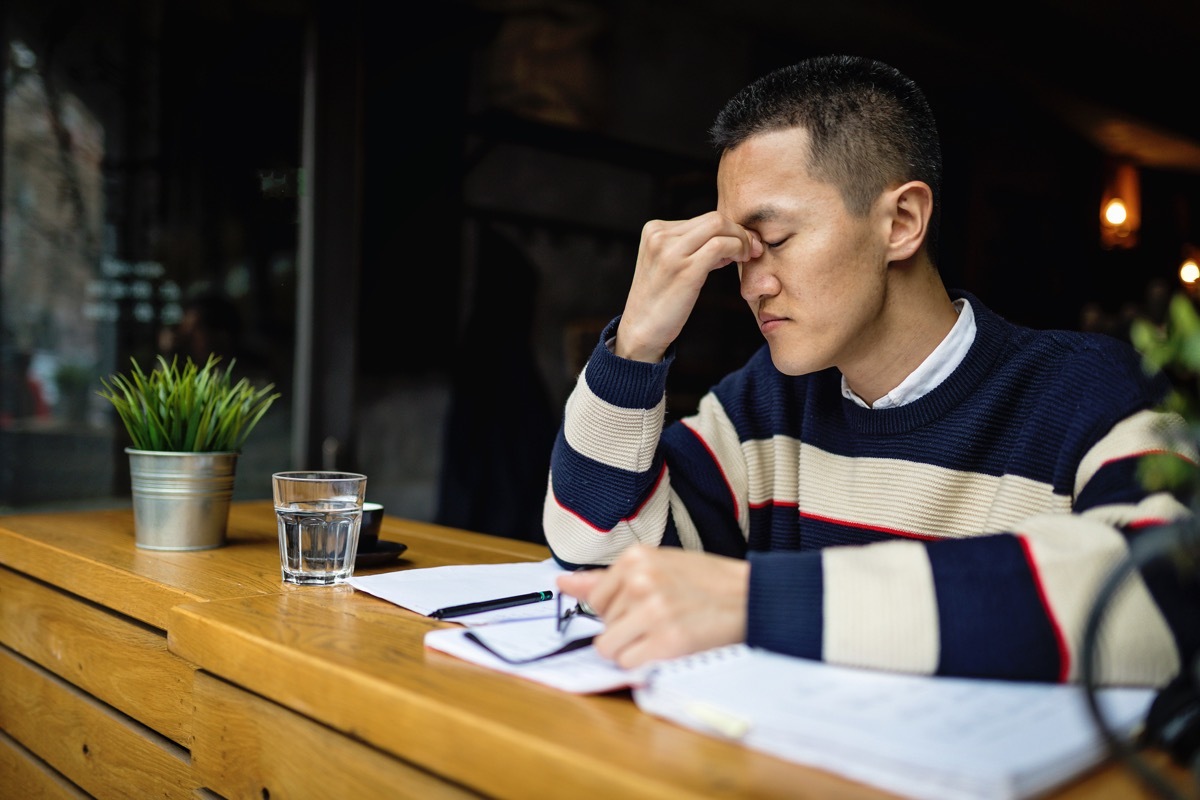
[428,590,554,619]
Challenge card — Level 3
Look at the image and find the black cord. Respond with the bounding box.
[1081,522,1199,800]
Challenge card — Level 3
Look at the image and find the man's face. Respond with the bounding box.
[716,127,892,377]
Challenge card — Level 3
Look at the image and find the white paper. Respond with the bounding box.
[349,558,569,622]
[424,622,650,694]
[633,645,1157,800]
[462,614,606,663]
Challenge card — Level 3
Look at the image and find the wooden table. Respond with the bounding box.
[0,501,1187,799]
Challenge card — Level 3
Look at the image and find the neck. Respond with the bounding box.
[841,261,958,406]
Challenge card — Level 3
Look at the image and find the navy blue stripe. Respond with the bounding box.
[1130,525,1200,660]
[549,551,597,570]
[798,513,899,549]
[748,504,793,551]
[716,299,1169,499]
[1076,456,1155,513]
[746,550,823,660]
[660,516,683,548]
[549,428,662,532]
[747,504,907,551]
[583,317,674,410]
[663,422,746,558]
[927,535,1062,681]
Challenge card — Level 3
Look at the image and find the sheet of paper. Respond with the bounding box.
[633,644,1157,800]
[349,558,569,622]
[462,614,606,663]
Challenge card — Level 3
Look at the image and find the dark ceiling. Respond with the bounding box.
[689,0,1200,173]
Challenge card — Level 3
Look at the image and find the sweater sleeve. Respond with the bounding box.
[543,317,757,567]
[746,406,1198,687]
[543,316,677,567]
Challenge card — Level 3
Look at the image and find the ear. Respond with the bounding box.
[882,181,932,263]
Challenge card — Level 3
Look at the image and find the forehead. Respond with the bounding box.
[715,127,836,220]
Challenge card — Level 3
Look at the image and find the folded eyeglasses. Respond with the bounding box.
[556,591,598,636]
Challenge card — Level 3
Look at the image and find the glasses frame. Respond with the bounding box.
[556,592,596,635]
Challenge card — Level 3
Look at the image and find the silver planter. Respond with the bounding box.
[126,448,239,550]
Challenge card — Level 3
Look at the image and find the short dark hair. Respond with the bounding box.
[710,54,943,263]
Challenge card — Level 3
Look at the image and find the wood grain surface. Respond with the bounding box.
[0,501,1192,800]
[0,647,196,798]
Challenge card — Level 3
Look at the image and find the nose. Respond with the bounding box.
[739,254,778,305]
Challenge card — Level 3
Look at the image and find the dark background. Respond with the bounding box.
[4,0,1200,536]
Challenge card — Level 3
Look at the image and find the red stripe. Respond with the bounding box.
[798,509,941,541]
[1017,535,1071,683]
[628,464,669,522]
[680,419,740,520]
[551,464,669,533]
[750,498,796,510]
[552,492,610,533]
[1129,516,1171,530]
[1101,448,1198,469]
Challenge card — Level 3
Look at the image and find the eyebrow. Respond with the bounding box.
[738,206,782,228]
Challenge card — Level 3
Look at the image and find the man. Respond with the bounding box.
[543,54,1197,685]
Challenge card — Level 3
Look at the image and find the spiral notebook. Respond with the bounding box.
[632,644,1156,800]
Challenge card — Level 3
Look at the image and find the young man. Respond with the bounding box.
[543,54,1197,685]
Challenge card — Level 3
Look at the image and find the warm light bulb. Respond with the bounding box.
[1103,199,1127,226]
[1182,259,1200,284]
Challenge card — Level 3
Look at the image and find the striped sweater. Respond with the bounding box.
[543,291,1198,685]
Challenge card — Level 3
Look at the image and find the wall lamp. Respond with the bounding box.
[1100,159,1140,249]
[1181,245,1200,292]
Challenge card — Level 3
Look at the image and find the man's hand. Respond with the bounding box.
[556,544,750,669]
[615,212,762,363]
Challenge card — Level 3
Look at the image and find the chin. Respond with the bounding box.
[768,349,824,377]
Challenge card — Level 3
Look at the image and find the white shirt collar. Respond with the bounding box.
[841,298,976,409]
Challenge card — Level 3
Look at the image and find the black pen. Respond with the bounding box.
[428,590,554,619]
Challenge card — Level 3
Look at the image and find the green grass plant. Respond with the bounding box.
[98,354,280,452]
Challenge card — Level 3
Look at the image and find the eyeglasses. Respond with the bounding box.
[464,592,600,666]
[556,591,597,636]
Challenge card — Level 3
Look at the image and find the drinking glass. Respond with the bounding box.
[272,471,367,585]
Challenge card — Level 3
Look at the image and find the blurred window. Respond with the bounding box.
[1,1,304,511]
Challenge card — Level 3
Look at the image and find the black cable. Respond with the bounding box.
[1081,522,1200,799]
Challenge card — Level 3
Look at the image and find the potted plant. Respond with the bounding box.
[54,360,96,423]
[98,353,280,550]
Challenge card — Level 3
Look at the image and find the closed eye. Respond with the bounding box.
[764,237,788,249]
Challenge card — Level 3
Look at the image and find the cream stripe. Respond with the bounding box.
[822,540,940,673]
[1078,491,1192,528]
[542,473,670,565]
[563,363,665,474]
[669,493,704,552]
[1016,513,1180,685]
[742,438,1067,537]
[1076,409,1197,497]
[689,393,749,532]
[744,435,799,513]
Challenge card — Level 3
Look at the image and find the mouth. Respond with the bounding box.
[758,312,787,333]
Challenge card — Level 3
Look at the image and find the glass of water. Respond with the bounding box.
[272,471,368,585]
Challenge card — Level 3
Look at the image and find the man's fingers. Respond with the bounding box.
[556,568,605,606]
[644,214,761,272]
[694,233,759,273]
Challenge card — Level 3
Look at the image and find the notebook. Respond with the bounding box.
[632,644,1156,800]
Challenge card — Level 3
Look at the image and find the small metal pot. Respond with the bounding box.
[126,448,239,550]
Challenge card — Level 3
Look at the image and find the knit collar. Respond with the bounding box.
[835,290,1009,436]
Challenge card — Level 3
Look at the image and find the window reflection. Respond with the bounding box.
[1,2,302,511]
[3,37,105,428]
